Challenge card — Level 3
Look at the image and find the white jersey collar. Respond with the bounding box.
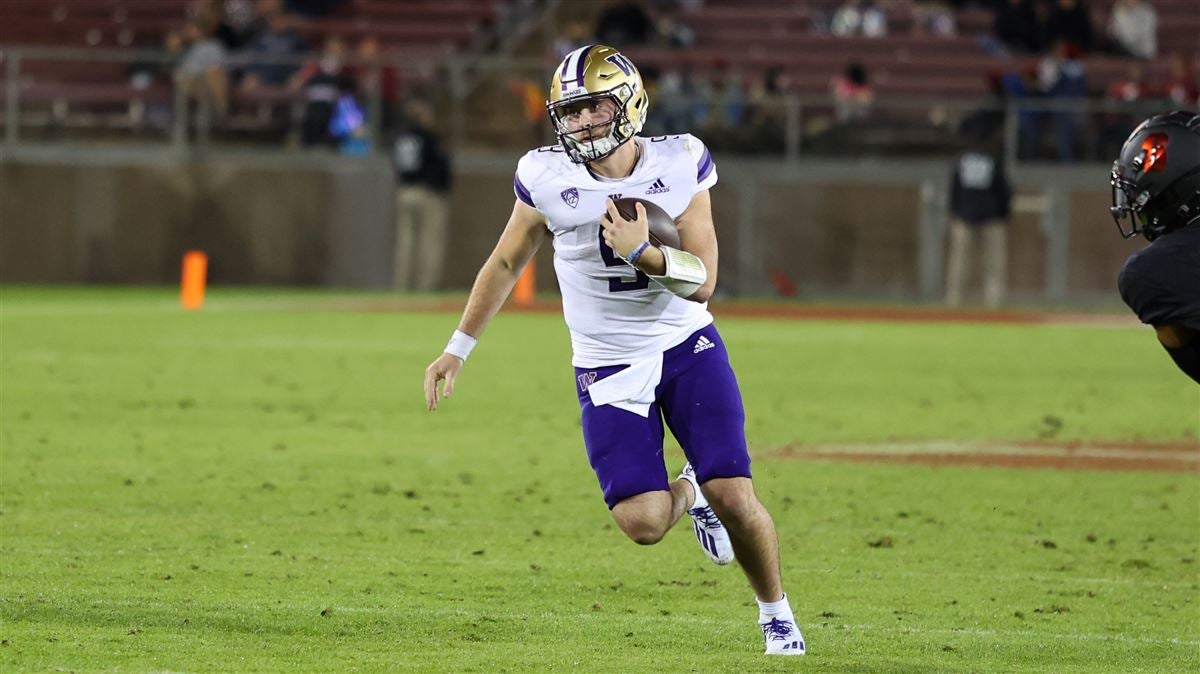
[584,137,648,185]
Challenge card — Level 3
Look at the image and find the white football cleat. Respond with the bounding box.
[678,463,735,565]
[761,616,806,655]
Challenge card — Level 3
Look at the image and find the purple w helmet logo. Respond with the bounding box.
[561,187,579,208]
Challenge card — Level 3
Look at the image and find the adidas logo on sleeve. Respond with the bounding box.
[693,335,715,354]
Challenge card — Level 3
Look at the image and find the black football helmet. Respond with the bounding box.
[1110,110,1200,241]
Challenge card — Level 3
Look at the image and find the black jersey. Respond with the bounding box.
[1118,223,1200,329]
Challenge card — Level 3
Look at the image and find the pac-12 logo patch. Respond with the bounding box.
[561,187,579,208]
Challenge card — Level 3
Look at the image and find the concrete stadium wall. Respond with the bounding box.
[0,153,394,287]
[0,150,1134,300]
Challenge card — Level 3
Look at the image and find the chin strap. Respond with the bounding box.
[648,246,707,299]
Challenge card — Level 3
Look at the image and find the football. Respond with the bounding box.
[611,197,681,249]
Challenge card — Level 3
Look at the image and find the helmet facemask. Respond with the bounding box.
[1111,160,1200,241]
[547,83,639,164]
[1110,161,1159,240]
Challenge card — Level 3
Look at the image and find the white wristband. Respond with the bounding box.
[445,329,477,361]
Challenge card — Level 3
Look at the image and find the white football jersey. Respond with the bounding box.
[514,134,718,367]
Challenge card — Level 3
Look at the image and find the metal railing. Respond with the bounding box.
[0,46,1177,168]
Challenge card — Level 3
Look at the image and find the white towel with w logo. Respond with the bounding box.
[585,354,664,417]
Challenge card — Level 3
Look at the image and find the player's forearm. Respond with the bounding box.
[634,244,714,303]
[634,246,666,276]
[455,256,523,338]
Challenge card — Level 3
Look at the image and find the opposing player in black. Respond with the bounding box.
[1111,111,1200,384]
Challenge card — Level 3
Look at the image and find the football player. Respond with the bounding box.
[423,45,805,655]
[1111,110,1200,384]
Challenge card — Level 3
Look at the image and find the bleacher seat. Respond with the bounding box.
[0,0,503,136]
[625,0,1198,101]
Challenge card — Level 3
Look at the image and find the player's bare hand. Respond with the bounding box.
[601,198,649,259]
[424,353,463,411]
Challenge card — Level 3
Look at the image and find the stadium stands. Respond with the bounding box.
[0,0,1194,154]
[626,0,1199,100]
[0,0,495,49]
[0,0,506,138]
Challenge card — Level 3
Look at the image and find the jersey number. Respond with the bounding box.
[598,228,649,292]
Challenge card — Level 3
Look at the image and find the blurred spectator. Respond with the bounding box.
[1106,0,1156,60]
[744,65,792,111]
[740,67,790,152]
[506,69,547,148]
[595,1,655,47]
[391,100,452,292]
[1106,62,1146,102]
[649,68,691,134]
[128,29,186,128]
[509,77,546,127]
[290,36,357,147]
[760,66,790,98]
[832,1,859,35]
[711,69,746,129]
[945,133,1012,309]
[1044,0,1093,54]
[912,0,957,37]
[832,0,888,37]
[655,4,697,48]
[1159,52,1200,107]
[991,0,1041,53]
[192,0,257,50]
[678,67,750,138]
[354,36,399,135]
[239,2,309,91]
[243,0,281,36]
[553,19,592,61]
[862,1,889,36]
[177,20,229,118]
[1099,63,1146,158]
[215,0,259,50]
[995,63,1042,159]
[686,70,717,129]
[831,62,874,122]
[1038,41,1087,161]
[831,0,857,36]
[130,28,186,90]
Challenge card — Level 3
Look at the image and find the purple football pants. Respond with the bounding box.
[574,323,753,509]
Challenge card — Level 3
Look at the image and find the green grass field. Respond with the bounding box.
[2,287,1197,673]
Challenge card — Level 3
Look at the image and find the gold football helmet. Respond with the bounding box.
[546,44,649,164]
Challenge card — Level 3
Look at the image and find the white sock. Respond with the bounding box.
[679,471,706,510]
[757,593,793,622]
